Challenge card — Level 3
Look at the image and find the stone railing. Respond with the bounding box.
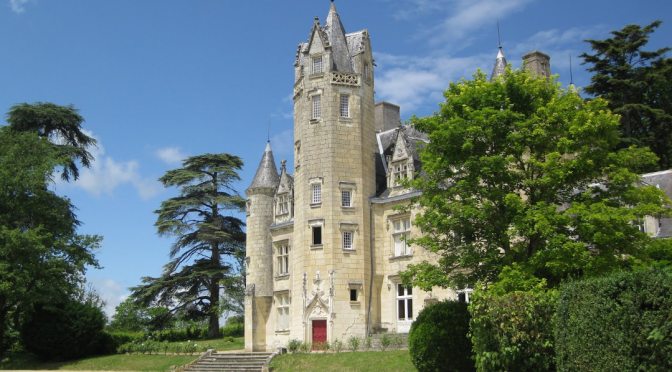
[331,71,360,86]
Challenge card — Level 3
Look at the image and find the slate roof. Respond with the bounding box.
[490,47,507,82]
[247,142,280,191]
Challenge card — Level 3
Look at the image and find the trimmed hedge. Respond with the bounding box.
[408,300,474,372]
[469,289,558,372]
[556,268,672,372]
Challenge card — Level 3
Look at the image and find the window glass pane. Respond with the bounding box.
[407,286,412,295]
[340,95,349,117]
[398,299,405,320]
[394,235,402,256]
[397,283,404,297]
[313,226,322,245]
[405,219,411,230]
[350,289,357,301]
[407,299,413,318]
[312,96,321,119]
[313,57,322,74]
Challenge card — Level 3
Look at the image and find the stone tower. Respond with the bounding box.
[244,142,280,351]
[523,50,551,78]
[291,1,376,344]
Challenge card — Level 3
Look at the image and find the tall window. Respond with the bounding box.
[277,194,290,215]
[312,226,322,245]
[397,284,413,321]
[394,164,409,185]
[363,63,369,80]
[277,244,289,275]
[277,293,290,331]
[343,231,353,250]
[393,218,411,256]
[312,184,321,204]
[341,190,352,207]
[340,94,349,117]
[313,56,323,74]
[312,96,321,119]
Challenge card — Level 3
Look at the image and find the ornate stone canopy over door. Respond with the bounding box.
[312,319,327,346]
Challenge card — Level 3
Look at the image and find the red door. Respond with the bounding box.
[312,320,327,346]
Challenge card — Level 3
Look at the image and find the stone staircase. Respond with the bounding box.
[183,351,273,372]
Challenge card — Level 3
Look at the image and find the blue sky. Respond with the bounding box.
[2,0,671,318]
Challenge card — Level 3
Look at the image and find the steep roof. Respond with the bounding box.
[324,2,353,72]
[247,142,280,191]
[490,46,507,82]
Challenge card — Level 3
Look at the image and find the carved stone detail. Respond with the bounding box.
[244,284,255,297]
[331,72,360,86]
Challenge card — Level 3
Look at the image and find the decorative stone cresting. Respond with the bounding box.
[331,71,359,86]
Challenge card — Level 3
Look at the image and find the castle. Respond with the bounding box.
[242,3,672,352]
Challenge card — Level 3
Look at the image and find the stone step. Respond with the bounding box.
[183,351,272,372]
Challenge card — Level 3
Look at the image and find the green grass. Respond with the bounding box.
[269,350,416,372]
[0,337,244,371]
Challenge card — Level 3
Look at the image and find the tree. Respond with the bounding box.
[401,67,671,292]
[0,128,101,353]
[108,298,174,332]
[131,154,246,338]
[581,21,672,171]
[5,102,97,181]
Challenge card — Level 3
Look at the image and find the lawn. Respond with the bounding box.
[270,350,416,372]
[0,337,244,370]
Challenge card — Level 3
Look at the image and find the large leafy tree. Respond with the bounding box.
[581,21,672,171]
[0,128,101,353]
[401,68,671,292]
[131,154,246,338]
[5,102,97,181]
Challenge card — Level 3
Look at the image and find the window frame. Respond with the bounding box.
[342,230,353,250]
[392,217,412,257]
[339,94,350,118]
[312,184,322,205]
[312,95,321,119]
[276,292,290,331]
[341,189,352,208]
[313,56,323,74]
[276,244,290,276]
[396,284,413,321]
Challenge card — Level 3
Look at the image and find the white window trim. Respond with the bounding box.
[396,284,413,321]
[312,184,322,204]
[391,217,412,257]
[312,95,322,120]
[312,56,323,74]
[276,292,290,331]
[457,288,474,303]
[276,243,290,276]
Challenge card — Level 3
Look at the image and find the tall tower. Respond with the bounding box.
[291,2,376,343]
[244,142,279,351]
[523,50,551,78]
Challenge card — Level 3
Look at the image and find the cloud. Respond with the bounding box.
[89,278,128,319]
[270,129,294,160]
[156,146,187,166]
[61,131,163,200]
[9,0,30,13]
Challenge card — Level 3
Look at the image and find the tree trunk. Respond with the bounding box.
[208,278,220,338]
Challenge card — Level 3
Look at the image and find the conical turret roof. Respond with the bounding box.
[247,142,280,191]
[324,2,353,72]
[490,46,507,82]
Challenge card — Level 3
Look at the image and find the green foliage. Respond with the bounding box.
[347,336,360,352]
[581,21,672,171]
[221,322,244,337]
[5,102,97,181]
[130,154,247,338]
[288,339,302,353]
[403,67,671,291]
[408,300,474,372]
[0,128,101,353]
[555,268,672,372]
[332,338,344,353]
[469,288,558,372]
[20,299,107,361]
[363,336,372,351]
[225,314,244,326]
[380,333,391,351]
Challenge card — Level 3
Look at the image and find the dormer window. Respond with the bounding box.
[393,164,409,185]
[313,56,323,74]
[277,194,290,216]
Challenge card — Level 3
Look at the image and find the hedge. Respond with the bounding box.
[408,300,474,372]
[555,268,672,372]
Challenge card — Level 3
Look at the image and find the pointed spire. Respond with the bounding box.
[568,53,577,92]
[247,141,280,191]
[324,1,353,72]
[490,21,507,82]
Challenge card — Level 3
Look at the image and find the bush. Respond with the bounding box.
[409,300,474,372]
[21,300,108,361]
[556,268,672,372]
[348,336,360,352]
[470,289,557,372]
[221,323,244,337]
[332,338,344,353]
[380,333,391,351]
[288,339,302,353]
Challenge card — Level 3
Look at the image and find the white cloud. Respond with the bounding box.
[156,146,187,166]
[89,278,128,319]
[270,129,294,161]
[9,0,30,13]
[60,131,163,200]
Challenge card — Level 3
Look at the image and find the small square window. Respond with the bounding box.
[343,231,353,250]
[341,190,352,207]
[313,56,323,74]
[350,289,358,301]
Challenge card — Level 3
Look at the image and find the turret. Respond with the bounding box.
[490,46,507,82]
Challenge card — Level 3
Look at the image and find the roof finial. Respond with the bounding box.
[569,53,574,85]
[497,19,502,49]
[267,120,271,143]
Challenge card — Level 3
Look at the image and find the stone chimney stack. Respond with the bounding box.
[375,101,401,132]
[522,50,551,79]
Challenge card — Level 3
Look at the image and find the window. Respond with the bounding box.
[397,284,413,321]
[312,184,322,204]
[457,288,474,303]
[277,244,289,275]
[312,96,321,119]
[277,194,290,215]
[393,164,409,185]
[312,226,322,245]
[313,56,323,74]
[341,190,352,207]
[350,289,358,301]
[343,231,353,250]
[277,293,290,331]
[340,94,349,117]
[393,218,412,256]
[363,63,369,80]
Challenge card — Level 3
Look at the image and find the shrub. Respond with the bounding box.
[288,339,302,353]
[408,300,474,372]
[380,333,391,351]
[470,289,557,372]
[556,268,672,372]
[299,341,312,353]
[332,338,344,353]
[223,336,234,343]
[391,334,405,350]
[363,336,372,351]
[221,323,244,337]
[21,300,108,361]
[348,336,360,352]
